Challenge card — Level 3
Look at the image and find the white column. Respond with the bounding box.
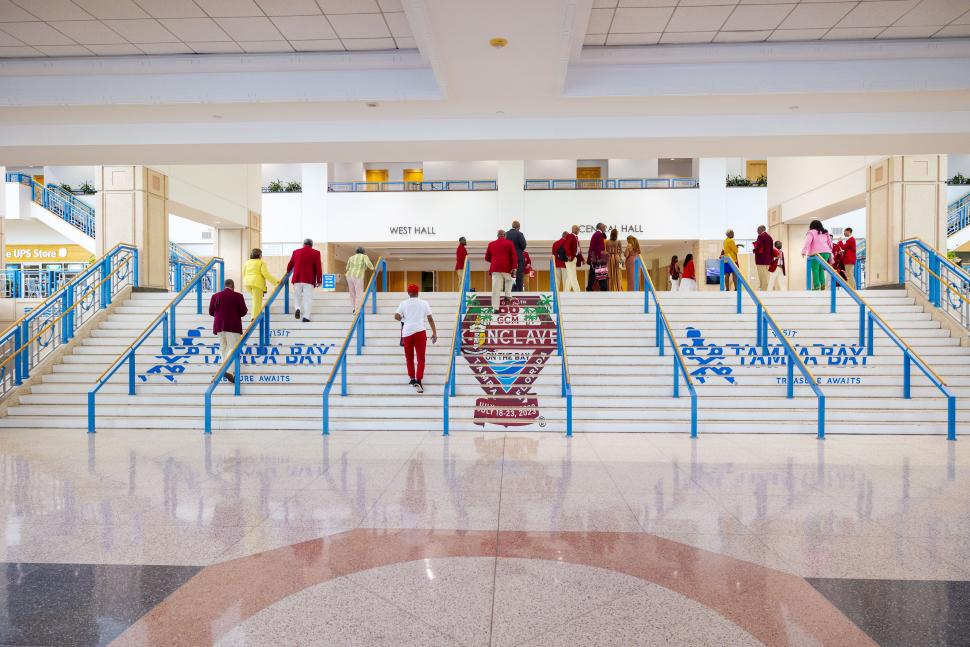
[497,160,525,229]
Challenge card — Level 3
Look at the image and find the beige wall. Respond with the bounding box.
[97,166,169,290]
[866,155,947,287]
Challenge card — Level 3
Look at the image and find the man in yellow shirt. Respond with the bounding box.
[721,229,743,291]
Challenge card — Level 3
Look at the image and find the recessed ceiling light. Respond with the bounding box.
[489,37,508,48]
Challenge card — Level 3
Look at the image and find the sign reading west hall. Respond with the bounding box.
[389,226,438,236]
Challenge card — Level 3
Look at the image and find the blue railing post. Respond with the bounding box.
[169,303,177,349]
[161,313,171,355]
[323,390,330,435]
[19,321,29,380]
[929,252,941,307]
[87,392,95,433]
[858,303,866,347]
[656,309,664,356]
[132,248,140,288]
[787,356,794,398]
[866,312,874,356]
[99,257,110,308]
[382,261,387,292]
[204,394,212,434]
[175,263,183,292]
[233,354,241,396]
[340,355,348,396]
[948,396,956,441]
[196,278,203,314]
[817,396,826,440]
[736,279,742,313]
[60,289,70,344]
[719,259,725,291]
[690,395,697,438]
[12,326,22,386]
[897,244,906,285]
[128,351,136,395]
[755,303,763,348]
[829,274,837,313]
[854,261,862,289]
[284,279,290,314]
[218,262,225,291]
[903,352,911,399]
[565,389,573,437]
[673,360,680,398]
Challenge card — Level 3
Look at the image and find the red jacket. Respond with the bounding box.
[682,260,695,280]
[552,239,566,268]
[769,249,786,274]
[564,233,579,261]
[588,229,606,265]
[455,244,468,270]
[753,231,774,265]
[209,288,248,335]
[287,245,322,285]
[842,236,857,265]
[485,237,517,274]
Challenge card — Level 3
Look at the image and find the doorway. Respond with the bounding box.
[365,169,388,189]
[746,160,767,182]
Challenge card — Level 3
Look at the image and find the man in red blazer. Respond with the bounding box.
[209,279,248,383]
[842,227,857,289]
[484,229,516,310]
[286,238,322,322]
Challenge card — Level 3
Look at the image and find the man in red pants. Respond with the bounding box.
[394,284,437,393]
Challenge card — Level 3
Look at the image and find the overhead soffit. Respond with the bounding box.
[584,0,970,47]
[0,0,416,57]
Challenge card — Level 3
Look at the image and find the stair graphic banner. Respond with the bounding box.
[681,327,869,385]
[137,327,334,383]
[461,294,557,428]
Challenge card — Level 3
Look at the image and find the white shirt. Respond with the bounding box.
[396,297,432,337]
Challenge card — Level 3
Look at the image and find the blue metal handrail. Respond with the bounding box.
[547,258,574,436]
[947,191,970,236]
[720,256,827,438]
[899,238,970,327]
[523,177,698,190]
[442,259,471,435]
[0,243,138,402]
[6,172,96,238]
[328,180,497,192]
[87,257,224,433]
[810,253,956,440]
[634,256,698,437]
[203,269,292,434]
[1,268,85,299]
[321,258,387,434]
[169,241,204,266]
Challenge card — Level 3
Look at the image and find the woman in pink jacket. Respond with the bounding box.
[802,219,833,290]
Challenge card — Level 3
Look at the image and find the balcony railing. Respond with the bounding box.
[5,172,96,238]
[329,180,497,192]
[524,178,698,190]
[1,268,86,299]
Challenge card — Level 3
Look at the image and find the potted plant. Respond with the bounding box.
[753,174,767,187]
[267,179,285,192]
[725,174,753,187]
[79,181,96,194]
[284,181,302,192]
[59,182,74,193]
[948,173,969,185]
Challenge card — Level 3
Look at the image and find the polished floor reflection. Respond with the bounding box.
[0,429,967,646]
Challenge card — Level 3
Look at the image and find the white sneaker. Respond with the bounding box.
[415,382,424,394]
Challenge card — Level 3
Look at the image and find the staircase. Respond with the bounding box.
[5,173,96,251]
[0,288,964,435]
[560,290,968,435]
[947,190,970,249]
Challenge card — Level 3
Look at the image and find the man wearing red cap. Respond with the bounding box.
[394,283,437,393]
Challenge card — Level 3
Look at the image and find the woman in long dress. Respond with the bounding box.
[606,228,623,291]
[625,235,641,291]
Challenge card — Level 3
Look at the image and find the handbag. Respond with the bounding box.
[594,265,609,281]
[555,245,568,263]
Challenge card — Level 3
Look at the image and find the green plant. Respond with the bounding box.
[726,174,753,187]
[284,181,302,192]
[267,179,285,192]
[948,173,969,185]
[59,182,74,193]
[79,181,96,194]
[753,174,767,187]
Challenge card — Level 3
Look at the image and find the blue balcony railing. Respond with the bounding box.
[5,172,96,238]
[1,268,86,300]
[947,191,970,237]
[524,177,698,190]
[329,180,497,192]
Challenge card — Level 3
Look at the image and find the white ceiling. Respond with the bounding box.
[584,0,970,46]
[0,0,415,56]
[0,0,969,164]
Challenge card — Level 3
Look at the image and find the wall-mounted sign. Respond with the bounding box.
[5,244,90,263]
[388,226,438,236]
[322,274,336,290]
[574,224,644,234]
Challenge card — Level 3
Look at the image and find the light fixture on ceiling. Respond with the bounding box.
[789,105,799,111]
[496,110,505,115]
[365,102,379,108]
[489,37,508,48]
[668,158,675,161]
[212,114,223,119]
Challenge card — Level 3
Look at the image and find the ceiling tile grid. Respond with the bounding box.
[584,0,970,47]
[0,0,414,57]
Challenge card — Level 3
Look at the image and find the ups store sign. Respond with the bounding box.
[5,244,91,263]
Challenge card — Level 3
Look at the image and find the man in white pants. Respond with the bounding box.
[286,238,322,322]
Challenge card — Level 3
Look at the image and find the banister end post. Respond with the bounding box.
[87,392,96,434]
[947,396,956,441]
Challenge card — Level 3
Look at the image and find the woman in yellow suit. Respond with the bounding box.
[242,248,278,316]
